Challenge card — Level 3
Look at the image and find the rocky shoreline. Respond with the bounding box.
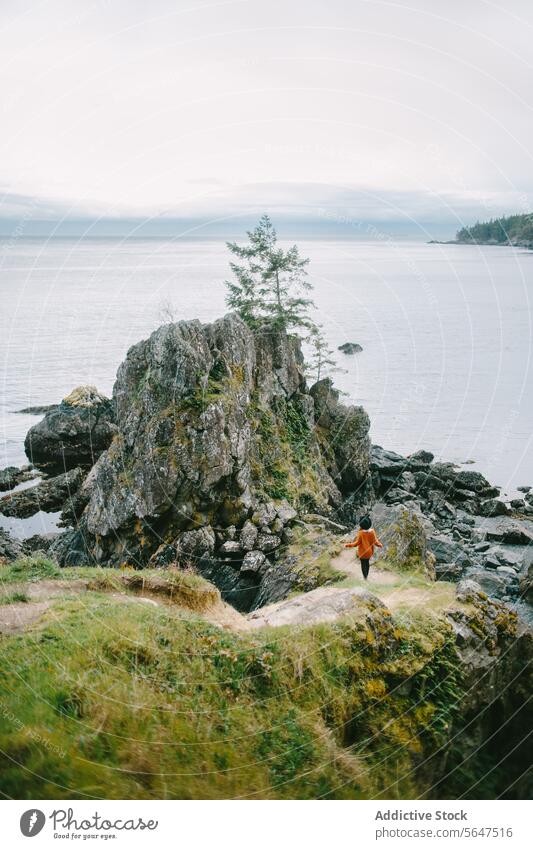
[0,312,532,622]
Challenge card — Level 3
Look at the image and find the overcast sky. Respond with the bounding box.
[1,0,532,235]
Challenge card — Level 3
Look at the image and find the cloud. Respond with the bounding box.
[0,0,531,230]
[1,181,529,240]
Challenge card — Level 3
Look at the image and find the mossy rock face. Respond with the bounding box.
[249,394,335,511]
[56,315,371,570]
[373,503,436,578]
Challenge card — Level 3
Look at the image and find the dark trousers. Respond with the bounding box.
[360,558,370,579]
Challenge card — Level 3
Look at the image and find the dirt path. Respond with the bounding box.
[0,580,88,635]
[330,547,456,615]
[332,547,397,585]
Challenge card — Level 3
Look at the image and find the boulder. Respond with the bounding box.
[239,520,258,552]
[276,499,298,525]
[251,502,277,529]
[338,342,362,355]
[477,499,509,517]
[483,553,501,570]
[435,562,463,582]
[430,461,458,482]
[0,468,84,519]
[256,533,282,553]
[24,385,116,471]
[491,546,524,567]
[399,471,416,492]
[219,540,242,557]
[456,578,484,603]
[175,527,216,564]
[427,535,466,564]
[240,550,267,576]
[0,465,37,492]
[408,449,434,467]
[0,528,23,562]
[22,533,60,555]
[370,445,407,476]
[412,472,448,495]
[465,569,508,598]
[453,469,499,495]
[483,519,533,546]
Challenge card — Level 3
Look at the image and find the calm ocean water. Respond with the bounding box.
[1,237,532,502]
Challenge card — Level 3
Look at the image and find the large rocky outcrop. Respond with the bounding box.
[54,316,372,600]
[25,385,116,471]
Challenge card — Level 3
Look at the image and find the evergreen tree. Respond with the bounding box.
[306,325,343,384]
[225,215,314,333]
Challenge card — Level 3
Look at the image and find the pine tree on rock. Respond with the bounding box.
[225,215,314,334]
[306,325,343,384]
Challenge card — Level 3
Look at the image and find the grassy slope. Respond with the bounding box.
[0,557,471,800]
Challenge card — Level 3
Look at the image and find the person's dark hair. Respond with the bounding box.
[359,514,371,530]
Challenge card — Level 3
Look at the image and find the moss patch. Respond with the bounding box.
[249,397,327,510]
[280,525,346,594]
[376,510,434,576]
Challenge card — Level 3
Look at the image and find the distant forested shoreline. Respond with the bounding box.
[455,212,533,248]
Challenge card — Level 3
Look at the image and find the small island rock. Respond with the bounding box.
[338,342,363,355]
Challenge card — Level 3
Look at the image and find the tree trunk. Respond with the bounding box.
[275,270,282,320]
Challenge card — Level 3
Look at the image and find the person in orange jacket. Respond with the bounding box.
[344,514,383,580]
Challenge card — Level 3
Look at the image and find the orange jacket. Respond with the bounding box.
[345,528,383,560]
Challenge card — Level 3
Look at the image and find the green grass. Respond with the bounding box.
[0,590,30,604]
[0,567,475,800]
[85,567,221,612]
[0,557,519,799]
[1,555,61,584]
[1,559,221,613]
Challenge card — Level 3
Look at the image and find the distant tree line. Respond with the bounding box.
[456,213,533,247]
